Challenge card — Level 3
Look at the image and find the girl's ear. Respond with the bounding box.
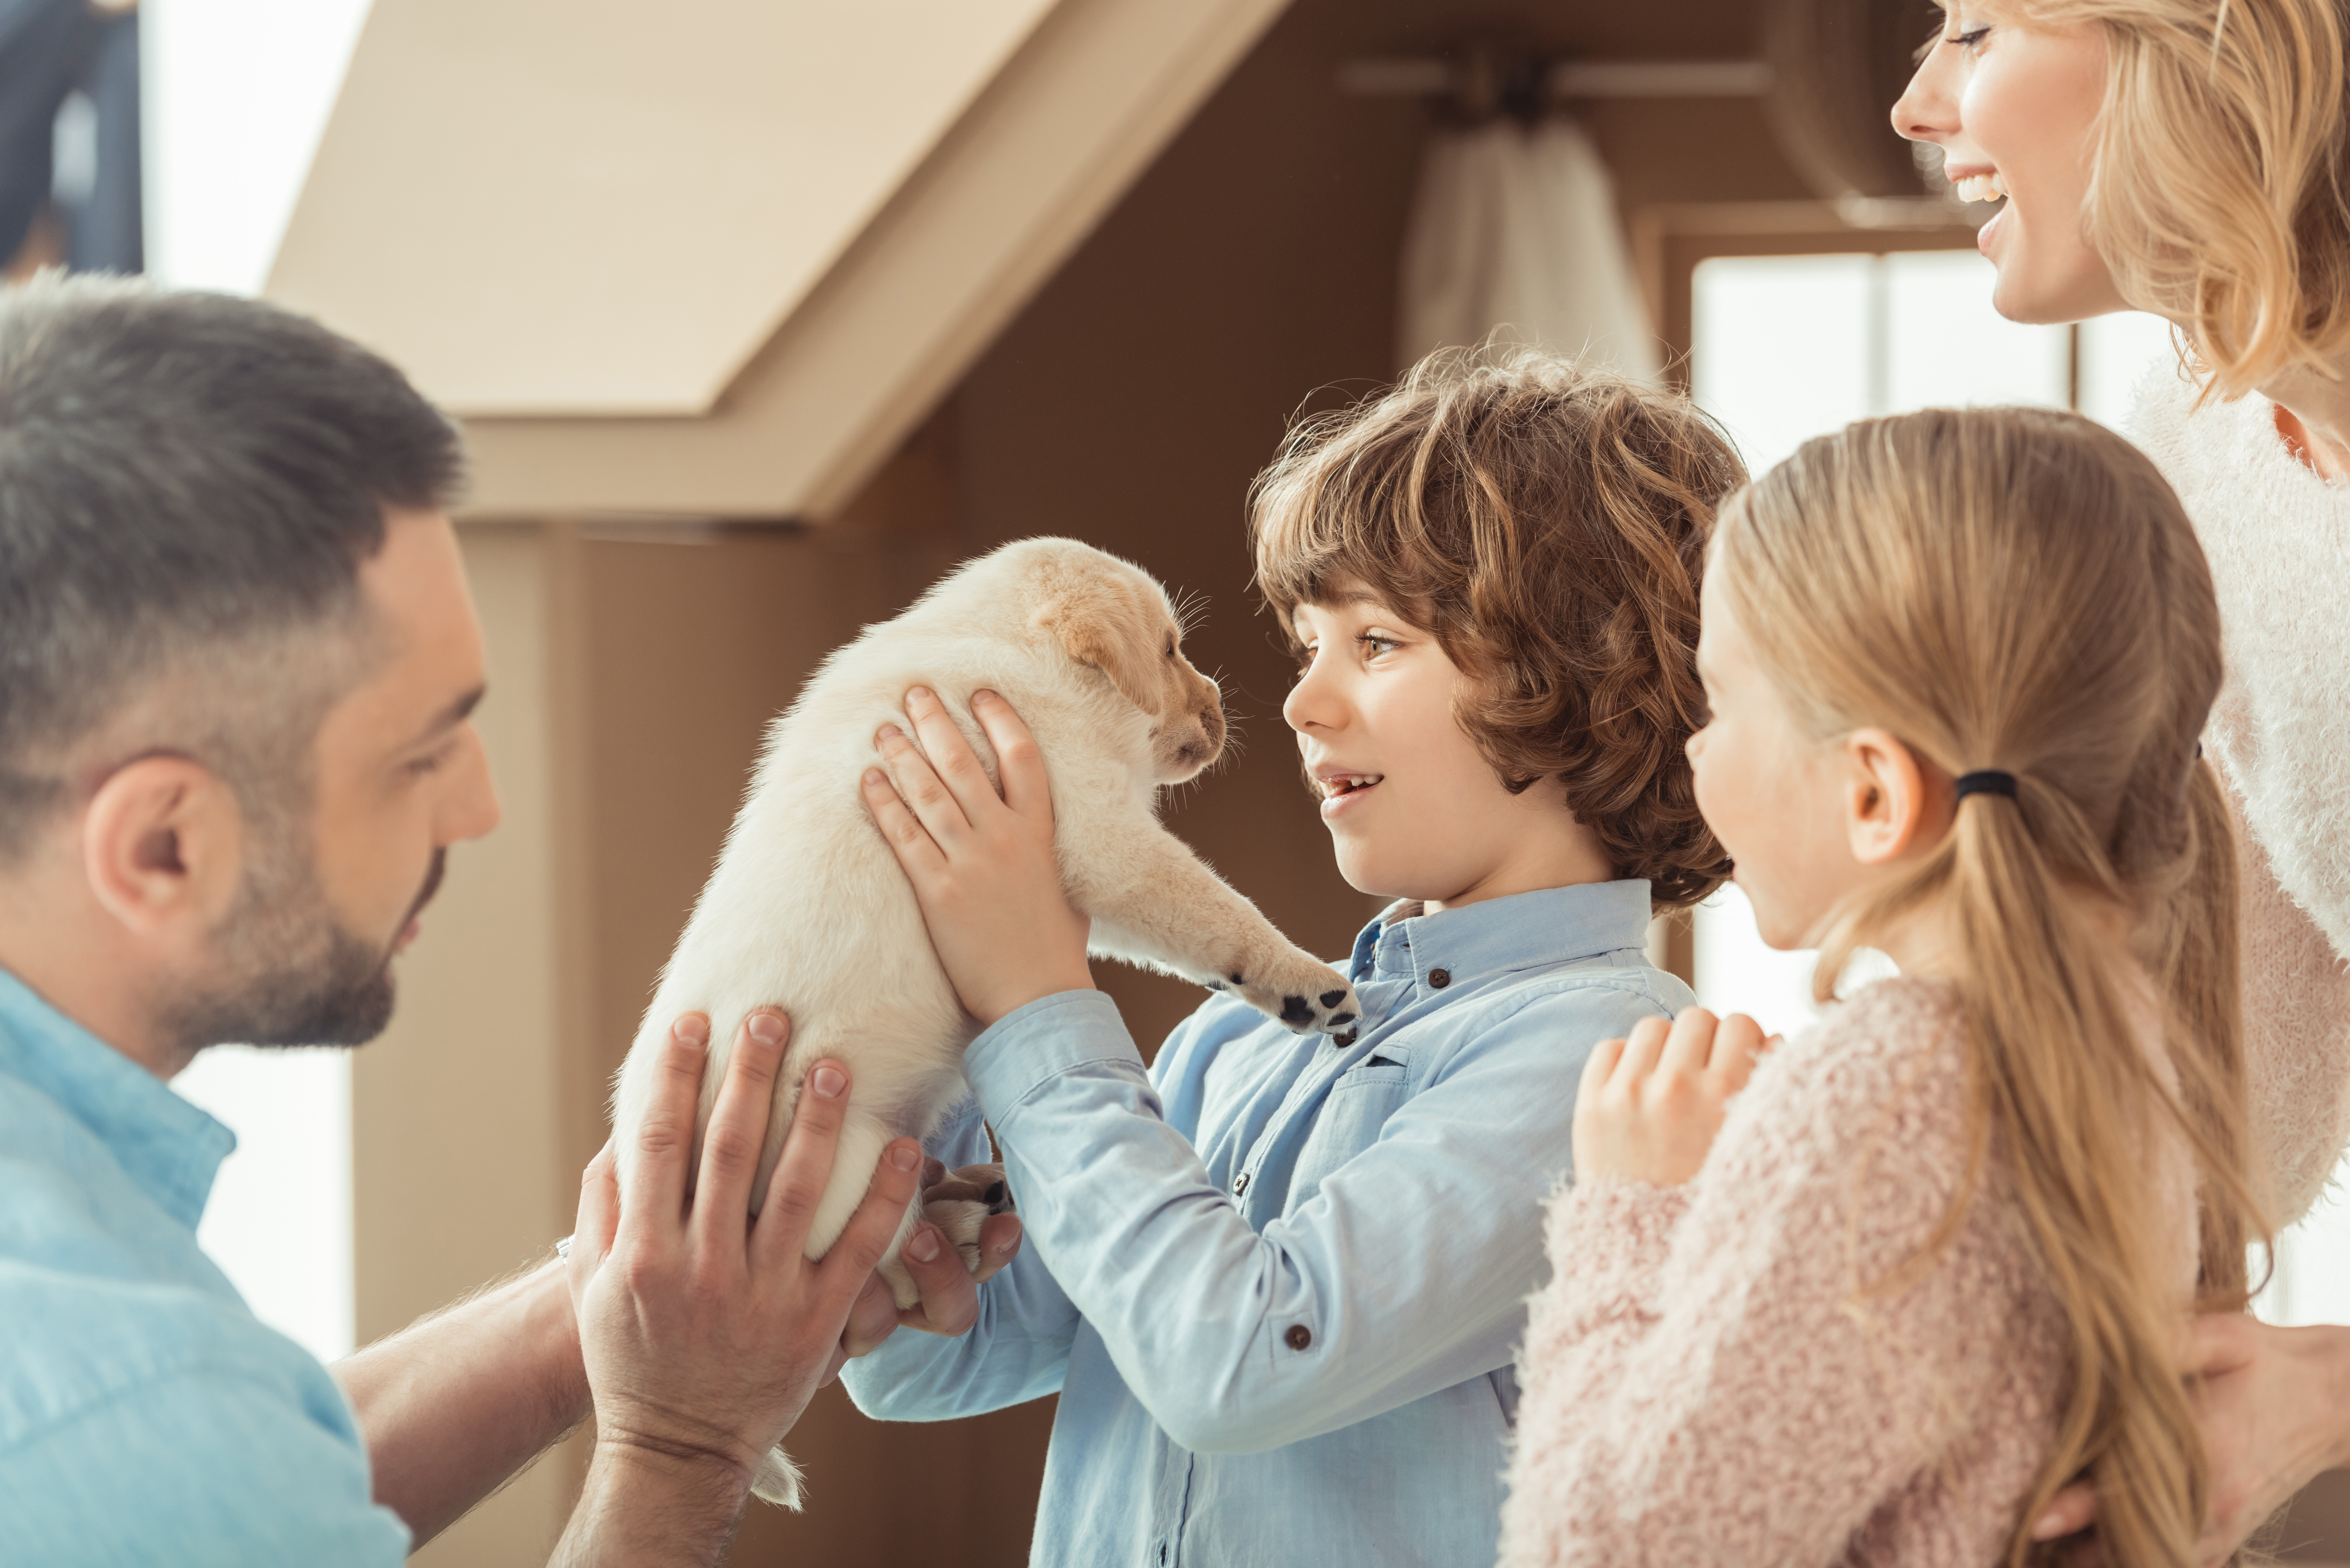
[1840,727,1950,866]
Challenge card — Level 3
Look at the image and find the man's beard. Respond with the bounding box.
[165,842,445,1054]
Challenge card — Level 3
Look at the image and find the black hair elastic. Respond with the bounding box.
[1955,770,2019,801]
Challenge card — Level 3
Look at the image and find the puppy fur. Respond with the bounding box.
[608,538,1361,1506]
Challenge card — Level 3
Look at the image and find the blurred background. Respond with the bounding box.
[11,0,2339,1563]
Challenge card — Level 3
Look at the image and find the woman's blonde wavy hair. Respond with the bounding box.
[2016,0,2350,393]
[1714,406,2268,1568]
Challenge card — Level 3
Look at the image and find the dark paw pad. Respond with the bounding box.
[1279,995,1313,1026]
[1319,989,1347,1007]
[1333,1028,1359,1047]
[1329,1012,1356,1028]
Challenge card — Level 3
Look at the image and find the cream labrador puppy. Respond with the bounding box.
[610,537,1360,1506]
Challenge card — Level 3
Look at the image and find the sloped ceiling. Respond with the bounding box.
[267,0,1292,516]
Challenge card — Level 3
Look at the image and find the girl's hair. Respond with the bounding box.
[1248,347,1744,909]
[2019,0,2350,394]
[1714,406,2264,1568]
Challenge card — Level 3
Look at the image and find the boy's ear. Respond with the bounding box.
[1841,727,1946,866]
[1032,579,1167,717]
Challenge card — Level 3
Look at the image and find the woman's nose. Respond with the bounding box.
[1890,50,1957,145]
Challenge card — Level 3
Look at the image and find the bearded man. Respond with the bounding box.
[0,274,1011,1566]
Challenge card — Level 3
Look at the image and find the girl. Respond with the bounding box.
[1893,7,2350,1543]
[841,351,1737,1566]
[1497,406,2266,1567]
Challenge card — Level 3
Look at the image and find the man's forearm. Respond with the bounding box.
[550,1444,753,1568]
[333,1256,591,1546]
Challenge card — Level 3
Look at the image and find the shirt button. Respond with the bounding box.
[1427,968,1452,989]
[1234,1172,1250,1197]
[1285,1323,1313,1351]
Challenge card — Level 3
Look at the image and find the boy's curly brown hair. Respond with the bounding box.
[1248,348,1741,910]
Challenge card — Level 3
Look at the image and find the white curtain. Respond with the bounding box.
[1395,118,1661,382]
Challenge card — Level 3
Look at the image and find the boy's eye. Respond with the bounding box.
[1952,23,1989,49]
[1357,632,1402,657]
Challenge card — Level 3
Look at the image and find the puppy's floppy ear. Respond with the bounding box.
[1033,575,1167,716]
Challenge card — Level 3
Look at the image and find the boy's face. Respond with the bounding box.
[1284,580,1606,912]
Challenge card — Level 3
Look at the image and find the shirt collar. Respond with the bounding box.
[1345,879,1654,990]
[0,966,236,1231]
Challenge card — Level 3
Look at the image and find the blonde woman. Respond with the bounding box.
[1498,408,2260,1567]
[1892,4,2350,1557]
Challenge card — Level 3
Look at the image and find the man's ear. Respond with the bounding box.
[81,756,246,939]
[1840,727,1949,867]
[1032,580,1166,717]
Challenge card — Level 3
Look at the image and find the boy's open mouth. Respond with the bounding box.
[1318,772,1384,813]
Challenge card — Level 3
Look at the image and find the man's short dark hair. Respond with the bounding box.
[0,273,464,855]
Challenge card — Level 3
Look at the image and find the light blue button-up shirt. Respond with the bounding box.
[0,968,410,1566]
[843,880,1690,1567]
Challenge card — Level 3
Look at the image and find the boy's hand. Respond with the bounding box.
[1573,1008,1769,1186]
[838,1159,1023,1357]
[860,686,1094,1027]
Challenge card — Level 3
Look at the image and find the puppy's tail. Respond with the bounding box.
[752,1445,807,1511]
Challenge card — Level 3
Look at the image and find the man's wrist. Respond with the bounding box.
[524,1255,594,1428]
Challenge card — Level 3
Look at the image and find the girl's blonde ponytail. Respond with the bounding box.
[1716,407,2266,1568]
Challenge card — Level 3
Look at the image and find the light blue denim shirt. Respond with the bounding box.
[843,879,1690,1568]
[0,968,410,1566]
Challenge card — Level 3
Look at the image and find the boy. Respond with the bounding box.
[848,350,1743,1566]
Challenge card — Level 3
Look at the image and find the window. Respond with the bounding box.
[171,1046,355,1363]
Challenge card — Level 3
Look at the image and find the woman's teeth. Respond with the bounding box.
[1323,773,1383,797]
[1953,171,2009,203]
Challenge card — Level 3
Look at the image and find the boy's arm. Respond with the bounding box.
[839,1058,1137,1421]
[951,984,1650,1453]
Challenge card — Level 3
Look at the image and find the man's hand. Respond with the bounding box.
[2031,1312,2350,1564]
[839,1159,1023,1361]
[1573,1008,1768,1186]
[860,686,1094,1028]
[553,1010,924,1566]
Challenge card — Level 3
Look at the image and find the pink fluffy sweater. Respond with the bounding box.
[1498,977,2196,1568]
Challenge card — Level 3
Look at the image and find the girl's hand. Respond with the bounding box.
[860,687,1094,1027]
[1573,1007,1771,1186]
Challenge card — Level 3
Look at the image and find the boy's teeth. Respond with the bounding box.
[1954,172,2008,203]
[1324,773,1384,796]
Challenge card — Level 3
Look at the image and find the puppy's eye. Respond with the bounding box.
[1165,637,1176,658]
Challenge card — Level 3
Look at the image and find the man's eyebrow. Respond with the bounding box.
[404,683,486,748]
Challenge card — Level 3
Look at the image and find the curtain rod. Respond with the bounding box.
[1336,58,1771,101]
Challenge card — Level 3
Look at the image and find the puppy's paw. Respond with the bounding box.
[1205,950,1361,1038]
[751,1445,806,1510]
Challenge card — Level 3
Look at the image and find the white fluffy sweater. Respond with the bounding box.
[2132,368,2350,1221]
